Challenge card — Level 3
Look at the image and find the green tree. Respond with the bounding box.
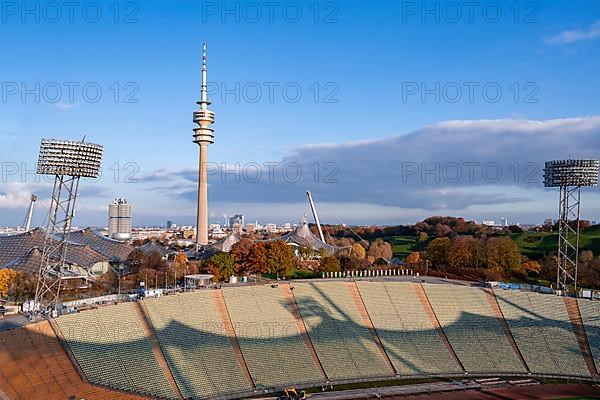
[206,253,235,282]
[264,241,295,278]
[319,256,341,273]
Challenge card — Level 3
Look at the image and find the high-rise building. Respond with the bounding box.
[108,199,132,240]
[228,214,244,227]
[193,41,215,246]
[166,220,174,229]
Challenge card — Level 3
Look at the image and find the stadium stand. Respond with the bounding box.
[0,320,146,400]
[357,281,462,376]
[222,285,324,389]
[495,290,589,377]
[56,302,177,398]
[145,291,254,399]
[424,284,525,374]
[293,281,393,381]
[577,298,600,375]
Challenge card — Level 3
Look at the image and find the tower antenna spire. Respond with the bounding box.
[201,41,208,105]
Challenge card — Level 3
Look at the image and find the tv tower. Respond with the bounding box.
[193,41,215,246]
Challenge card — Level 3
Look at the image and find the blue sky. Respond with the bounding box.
[1,0,600,227]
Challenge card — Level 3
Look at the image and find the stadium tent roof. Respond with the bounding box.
[68,228,133,263]
[209,233,241,253]
[275,222,339,254]
[138,241,176,257]
[0,228,127,273]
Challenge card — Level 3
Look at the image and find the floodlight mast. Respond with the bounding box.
[32,139,103,319]
[544,160,599,295]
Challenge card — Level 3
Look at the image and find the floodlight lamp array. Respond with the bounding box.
[36,139,104,178]
[544,159,599,188]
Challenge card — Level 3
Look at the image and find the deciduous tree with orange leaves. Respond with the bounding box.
[0,269,19,298]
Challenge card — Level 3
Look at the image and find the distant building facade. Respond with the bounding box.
[108,199,132,240]
[229,214,244,227]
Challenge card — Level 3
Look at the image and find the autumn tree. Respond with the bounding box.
[126,249,148,273]
[10,272,36,301]
[206,253,235,282]
[230,238,255,273]
[405,251,421,265]
[247,241,268,274]
[138,268,159,288]
[367,238,393,261]
[448,237,473,270]
[351,243,366,259]
[486,236,521,274]
[0,269,18,298]
[146,250,167,270]
[426,237,452,267]
[522,259,542,275]
[173,252,188,281]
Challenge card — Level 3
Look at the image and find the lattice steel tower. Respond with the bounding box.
[32,139,103,317]
[544,160,599,295]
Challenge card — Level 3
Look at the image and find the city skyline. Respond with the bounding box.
[1,1,600,227]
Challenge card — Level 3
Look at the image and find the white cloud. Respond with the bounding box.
[54,102,79,110]
[545,20,600,45]
[0,182,50,209]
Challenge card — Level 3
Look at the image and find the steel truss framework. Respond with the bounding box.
[556,186,581,294]
[34,175,81,314]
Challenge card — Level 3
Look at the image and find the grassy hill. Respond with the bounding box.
[383,225,600,260]
[513,225,600,259]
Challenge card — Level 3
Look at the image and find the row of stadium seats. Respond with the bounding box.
[223,286,324,389]
[145,291,253,399]
[293,281,393,381]
[425,284,525,374]
[357,281,462,375]
[56,302,176,399]
[495,290,589,377]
